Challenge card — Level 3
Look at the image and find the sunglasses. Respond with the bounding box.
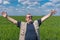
[26,16,32,18]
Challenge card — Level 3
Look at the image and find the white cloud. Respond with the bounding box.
[39,1,60,16]
[6,1,60,16]
[18,0,41,2]
[0,0,60,16]
[0,0,2,4]
[55,4,60,15]
[18,0,20,2]
[56,4,60,8]
[3,1,10,4]
[42,2,55,7]
[18,0,27,2]
[21,0,30,5]
[50,0,60,3]
[33,2,38,5]
[18,0,40,7]
[41,2,55,11]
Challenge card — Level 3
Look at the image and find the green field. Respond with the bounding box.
[0,16,60,40]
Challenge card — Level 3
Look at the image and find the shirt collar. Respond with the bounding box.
[27,21,33,24]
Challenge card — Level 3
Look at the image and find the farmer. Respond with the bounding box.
[1,10,56,40]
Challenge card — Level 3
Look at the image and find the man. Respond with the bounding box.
[1,10,56,40]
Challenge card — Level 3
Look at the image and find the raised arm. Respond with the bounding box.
[1,12,17,24]
[41,10,56,22]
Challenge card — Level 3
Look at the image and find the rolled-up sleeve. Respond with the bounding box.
[38,19,42,26]
[17,21,21,28]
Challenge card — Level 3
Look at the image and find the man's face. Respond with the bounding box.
[26,14,32,22]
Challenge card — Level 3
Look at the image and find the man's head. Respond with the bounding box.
[26,13,32,22]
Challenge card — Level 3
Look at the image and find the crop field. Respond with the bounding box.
[0,16,60,40]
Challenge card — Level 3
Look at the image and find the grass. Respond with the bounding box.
[0,16,60,40]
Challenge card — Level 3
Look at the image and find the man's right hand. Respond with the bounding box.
[1,12,7,18]
[1,11,17,24]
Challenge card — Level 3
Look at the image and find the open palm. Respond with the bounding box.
[1,12,7,18]
[51,10,56,14]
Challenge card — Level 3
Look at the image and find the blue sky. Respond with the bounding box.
[0,0,60,16]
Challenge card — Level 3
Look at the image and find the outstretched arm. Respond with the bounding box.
[41,10,56,22]
[1,12,17,24]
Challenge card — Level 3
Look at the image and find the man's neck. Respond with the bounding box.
[27,20,32,23]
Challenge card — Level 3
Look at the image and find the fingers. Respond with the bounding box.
[51,10,56,14]
[1,11,7,15]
